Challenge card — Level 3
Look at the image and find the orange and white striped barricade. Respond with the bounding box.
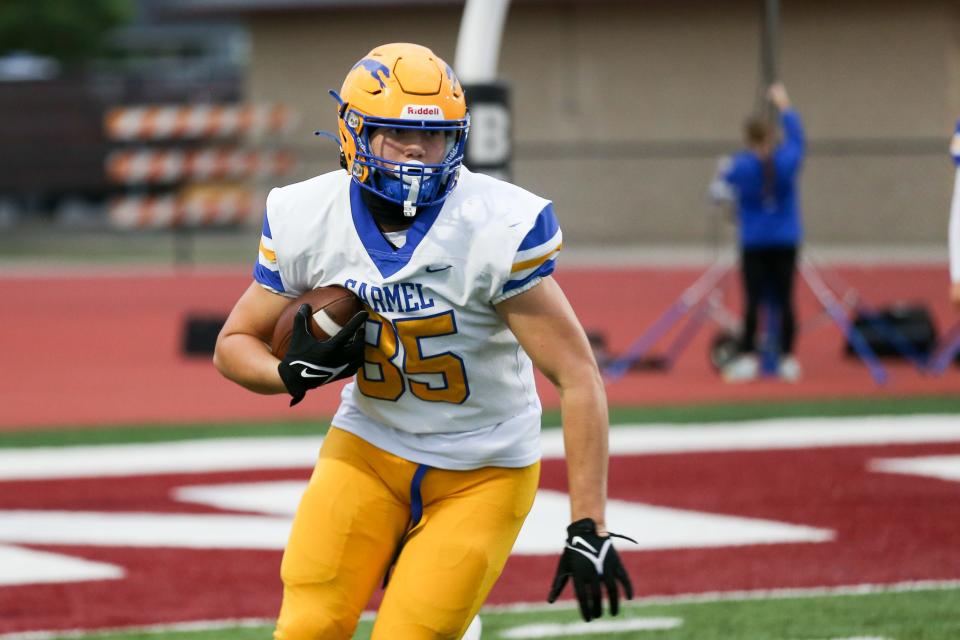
[108,186,264,229]
[106,148,297,184]
[104,104,296,141]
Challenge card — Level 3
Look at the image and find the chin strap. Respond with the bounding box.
[402,160,427,217]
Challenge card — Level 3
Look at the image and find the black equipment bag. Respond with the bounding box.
[182,314,227,356]
[845,304,937,358]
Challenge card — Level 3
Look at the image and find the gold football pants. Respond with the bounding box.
[273,427,540,640]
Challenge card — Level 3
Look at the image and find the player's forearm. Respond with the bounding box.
[213,332,287,394]
[558,369,610,532]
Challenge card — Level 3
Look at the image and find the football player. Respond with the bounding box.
[213,43,632,639]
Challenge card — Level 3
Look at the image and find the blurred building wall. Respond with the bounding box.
[240,0,959,247]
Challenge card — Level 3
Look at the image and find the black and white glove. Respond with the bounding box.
[277,304,368,406]
[547,518,635,621]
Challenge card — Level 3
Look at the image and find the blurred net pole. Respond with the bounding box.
[456,0,513,181]
[758,0,780,120]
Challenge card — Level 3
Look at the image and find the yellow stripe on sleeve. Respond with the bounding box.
[511,242,562,273]
[259,239,277,263]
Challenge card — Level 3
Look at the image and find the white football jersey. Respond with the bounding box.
[255,167,562,470]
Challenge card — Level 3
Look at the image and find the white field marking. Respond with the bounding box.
[0,490,831,561]
[0,437,324,480]
[1,581,955,640]
[541,414,960,459]
[3,415,960,481]
[0,612,380,640]
[516,490,831,553]
[483,579,960,614]
[173,483,832,554]
[0,545,123,586]
[174,480,306,516]
[0,511,292,550]
[500,617,682,638]
[869,454,960,483]
[808,637,891,640]
[0,618,275,640]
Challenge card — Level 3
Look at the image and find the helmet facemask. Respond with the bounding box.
[338,103,469,217]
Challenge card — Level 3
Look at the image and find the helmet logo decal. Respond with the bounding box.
[353,59,391,89]
[401,104,444,120]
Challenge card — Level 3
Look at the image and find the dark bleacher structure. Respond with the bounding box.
[0,23,243,218]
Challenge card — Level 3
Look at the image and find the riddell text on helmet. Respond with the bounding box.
[401,104,444,120]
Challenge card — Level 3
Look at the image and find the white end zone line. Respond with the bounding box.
[1,580,955,640]
[499,617,683,638]
[1,415,960,480]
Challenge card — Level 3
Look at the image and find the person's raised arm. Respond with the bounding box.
[769,83,805,177]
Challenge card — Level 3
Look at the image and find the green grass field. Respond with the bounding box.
[25,585,960,640]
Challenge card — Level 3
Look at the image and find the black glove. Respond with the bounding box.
[547,518,635,621]
[277,304,368,406]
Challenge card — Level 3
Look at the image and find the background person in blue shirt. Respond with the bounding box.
[715,83,805,382]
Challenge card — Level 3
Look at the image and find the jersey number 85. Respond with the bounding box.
[358,310,469,404]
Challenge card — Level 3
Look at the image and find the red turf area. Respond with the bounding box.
[1,264,958,431]
[1,442,959,633]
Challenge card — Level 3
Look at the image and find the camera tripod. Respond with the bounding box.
[600,254,940,385]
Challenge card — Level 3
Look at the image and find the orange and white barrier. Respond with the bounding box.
[105,104,295,141]
[108,188,264,229]
[106,148,296,184]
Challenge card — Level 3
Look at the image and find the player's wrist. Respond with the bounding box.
[567,518,606,537]
[277,361,308,406]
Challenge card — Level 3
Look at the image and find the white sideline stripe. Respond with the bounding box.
[1,581,955,640]
[485,579,960,613]
[500,617,682,638]
[573,414,960,459]
[0,545,123,586]
[0,438,324,480]
[1,415,960,480]
[0,511,292,549]
[869,454,960,482]
[811,637,891,640]
[0,618,274,640]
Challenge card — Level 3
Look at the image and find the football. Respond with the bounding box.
[271,285,365,359]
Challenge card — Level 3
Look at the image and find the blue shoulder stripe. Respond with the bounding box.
[952,119,960,166]
[502,258,556,293]
[261,209,273,239]
[253,263,285,293]
[518,203,559,250]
